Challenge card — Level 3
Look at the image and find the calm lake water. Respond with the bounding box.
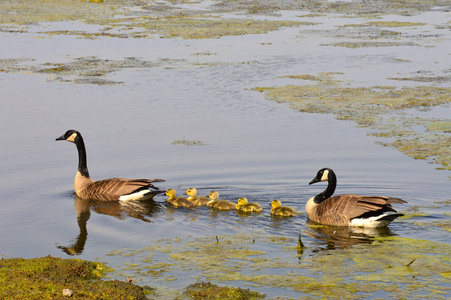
[1,7,450,298]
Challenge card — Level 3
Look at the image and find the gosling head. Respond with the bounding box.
[271,199,282,208]
[56,129,80,143]
[166,189,176,197]
[237,197,249,205]
[209,191,219,200]
[309,168,332,185]
[186,188,198,197]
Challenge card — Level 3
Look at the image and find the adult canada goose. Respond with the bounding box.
[186,188,210,206]
[307,168,406,228]
[270,200,297,217]
[56,130,164,201]
[236,197,263,213]
[207,191,236,210]
[166,189,197,208]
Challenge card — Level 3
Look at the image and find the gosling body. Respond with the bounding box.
[270,200,297,217]
[186,188,210,206]
[236,197,263,213]
[56,130,163,201]
[208,191,236,210]
[307,168,406,228]
[166,189,197,208]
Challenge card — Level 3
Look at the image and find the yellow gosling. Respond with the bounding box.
[271,200,297,217]
[208,191,236,210]
[186,187,210,206]
[166,189,197,208]
[236,197,263,213]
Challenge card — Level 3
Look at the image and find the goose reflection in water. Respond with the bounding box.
[304,219,395,251]
[57,195,163,256]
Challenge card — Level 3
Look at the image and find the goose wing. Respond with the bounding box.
[83,178,164,201]
[316,195,405,226]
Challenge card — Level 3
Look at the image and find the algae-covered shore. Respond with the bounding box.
[0,256,149,299]
[5,233,451,299]
[0,256,264,299]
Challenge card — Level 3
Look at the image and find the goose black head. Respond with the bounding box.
[309,168,333,185]
[56,130,80,143]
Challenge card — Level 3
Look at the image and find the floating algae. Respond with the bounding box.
[183,282,265,299]
[1,0,450,40]
[255,74,451,173]
[0,56,184,85]
[0,0,303,39]
[106,232,451,298]
[172,138,208,146]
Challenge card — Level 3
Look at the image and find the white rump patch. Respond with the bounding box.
[119,190,150,201]
[350,212,396,228]
[320,169,329,181]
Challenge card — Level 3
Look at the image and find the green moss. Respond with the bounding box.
[0,256,149,299]
[184,281,265,299]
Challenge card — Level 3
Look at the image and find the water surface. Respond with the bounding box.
[1,5,450,298]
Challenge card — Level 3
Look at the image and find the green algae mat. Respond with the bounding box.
[255,74,451,173]
[106,232,451,298]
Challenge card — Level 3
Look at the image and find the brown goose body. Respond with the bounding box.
[56,130,164,201]
[208,191,236,210]
[186,188,210,206]
[307,168,406,228]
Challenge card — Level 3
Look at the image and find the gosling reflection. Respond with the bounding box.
[305,219,394,251]
[57,195,163,256]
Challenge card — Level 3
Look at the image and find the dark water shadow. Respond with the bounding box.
[57,195,163,256]
[304,219,396,251]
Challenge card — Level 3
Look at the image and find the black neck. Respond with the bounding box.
[75,135,90,178]
[313,171,336,204]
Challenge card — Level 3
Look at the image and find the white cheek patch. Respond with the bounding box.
[67,133,78,143]
[320,169,329,181]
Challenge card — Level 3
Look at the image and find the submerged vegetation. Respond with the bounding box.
[106,232,451,298]
[184,282,265,299]
[172,138,208,146]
